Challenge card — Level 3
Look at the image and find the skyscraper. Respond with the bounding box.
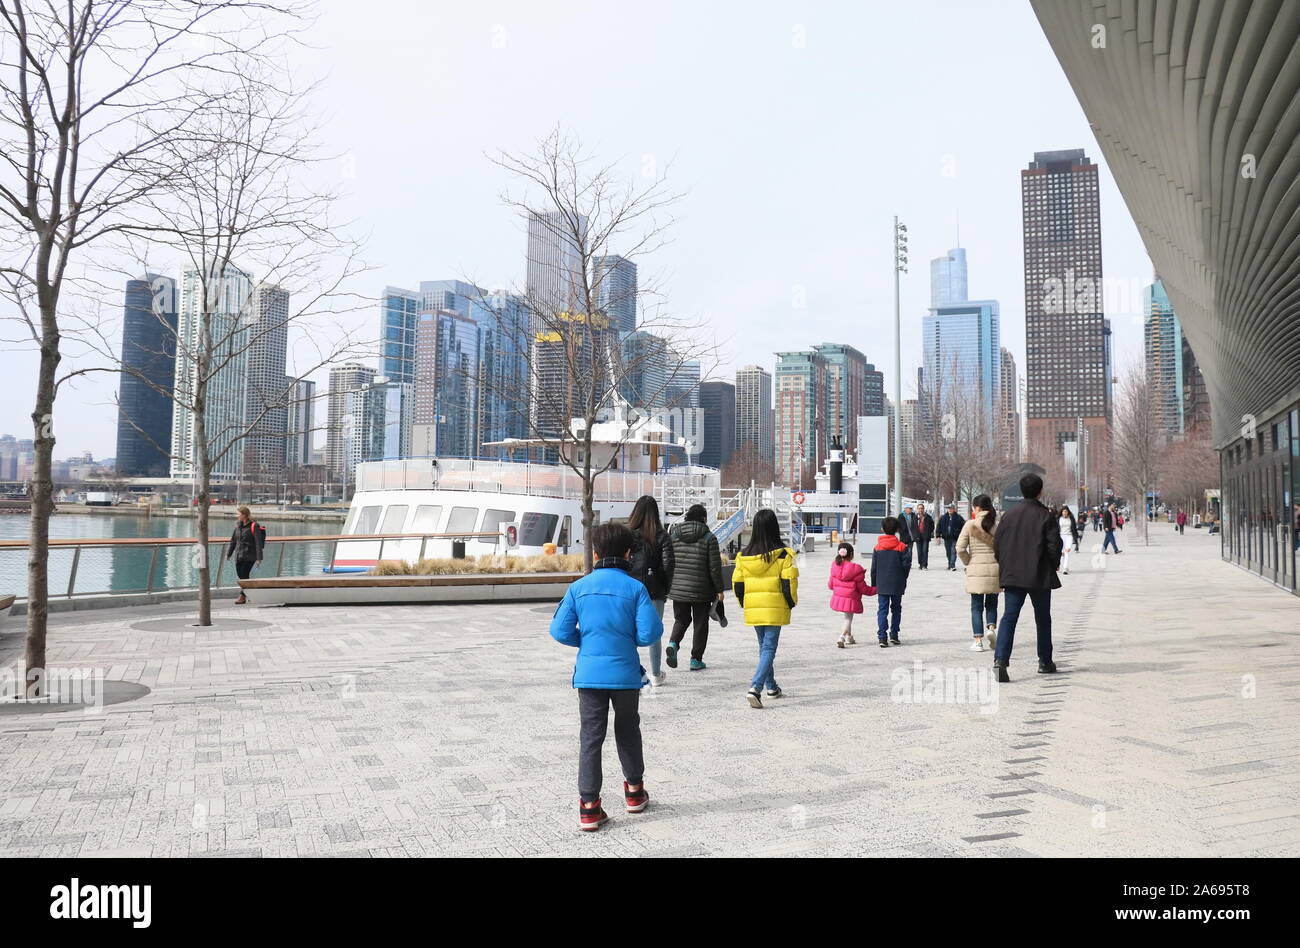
[413,309,480,458]
[526,210,587,318]
[775,350,827,486]
[735,365,774,472]
[285,378,316,470]
[419,279,483,316]
[999,347,1022,462]
[325,362,376,484]
[619,331,669,410]
[592,255,638,334]
[115,274,177,477]
[699,381,736,470]
[930,247,969,306]
[812,343,868,455]
[922,299,1002,422]
[864,363,885,417]
[171,264,254,479]
[379,287,421,383]
[1022,148,1110,462]
[475,292,530,451]
[1144,278,1184,437]
[243,283,290,479]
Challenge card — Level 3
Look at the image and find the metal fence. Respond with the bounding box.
[0,532,496,601]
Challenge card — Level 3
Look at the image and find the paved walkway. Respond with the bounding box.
[1,527,1297,857]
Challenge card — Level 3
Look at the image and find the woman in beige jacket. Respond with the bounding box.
[956,493,1001,652]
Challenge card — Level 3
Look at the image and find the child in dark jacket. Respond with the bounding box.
[549,522,663,832]
[869,516,912,647]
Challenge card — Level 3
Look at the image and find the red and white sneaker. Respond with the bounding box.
[624,781,650,813]
[579,799,610,831]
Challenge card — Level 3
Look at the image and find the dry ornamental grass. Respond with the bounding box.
[368,554,585,576]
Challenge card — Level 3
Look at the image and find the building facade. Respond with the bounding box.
[864,363,885,418]
[1144,279,1185,438]
[115,274,177,477]
[922,299,1001,424]
[526,210,587,320]
[243,283,290,480]
[735,364,774,473]
[999,347,1022,463]
[775,350,826,487]
[699,381,736,470]
[285,378,316,470]
[930,247,968,307]
[1021,148,1111,467]
[325,362,376,485]
[592,255,637,335]
[812,343,868,456]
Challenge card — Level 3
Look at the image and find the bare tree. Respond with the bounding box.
[1112,362,1166,546]
[906,355,1002,507]
[722,442,774,489]
[1158,421,1219,520]
[470,129,717,569]
[103,74,366,625]
[0,0,304,694]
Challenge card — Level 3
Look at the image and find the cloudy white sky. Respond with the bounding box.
[1,0,1154,458]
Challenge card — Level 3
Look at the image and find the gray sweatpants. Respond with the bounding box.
[578,688,644,803]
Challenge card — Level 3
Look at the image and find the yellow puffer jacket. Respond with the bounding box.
[732,547,799,627]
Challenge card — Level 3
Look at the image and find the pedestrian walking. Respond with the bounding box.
[1176,509,1187,535]
[226,506,265,605]
[898,504,915,552]
[627,495,674,686]
[870,516,912,646]
[1102,504,1123,554]
[991,473,1062,682]
[550,523,662,831]
[937,503,965,571]
[956,494,1000,652]
[665,504,724,671]
[1057,505,1078,573]
[913,503,936,570]
[732,509,799,709]
[827,541,876,648]
[1092,508,1102,532]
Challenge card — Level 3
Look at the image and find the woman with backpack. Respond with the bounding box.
[732,508,799,709]
[627,495,675,686]
[226,506,265,605]
[956,494,1000,652]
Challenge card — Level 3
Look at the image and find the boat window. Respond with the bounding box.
[478,508,516,544]
[353,505,381,535]
[343,505,360,534]
[379,505,409,534]
[410,505,443,533]
[519,512,558,547]
[447,506,479,535]
[558,515,572,549]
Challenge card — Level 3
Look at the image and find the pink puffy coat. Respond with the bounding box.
[827,560,876,614]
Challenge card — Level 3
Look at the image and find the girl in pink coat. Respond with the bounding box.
[828,542,876,648]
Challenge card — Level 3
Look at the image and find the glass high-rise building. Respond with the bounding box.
[1022,148,1110,462]
[699,381,736,470]
[413,309,480,458]
[775,350,827,486]
[526,210,587,319]
[379,287,421,383]
[620,331,669,411]
[285,378,316,470]
[812,343,868,457]
[115,274,177,477]
[476,292,530,452]
[864,363,885,417]
[593,255,637,334]
[922,299,1002,423]
[1144,279,1184,437]
[735,365,774,471]
[930,247,969,306]
[171,265,254,480]
[243,283,290,479]
[325,362,376,484]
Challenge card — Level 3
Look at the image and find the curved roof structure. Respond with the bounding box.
[1031,0,1300,446]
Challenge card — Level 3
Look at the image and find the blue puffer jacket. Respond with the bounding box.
[550,558,664,689]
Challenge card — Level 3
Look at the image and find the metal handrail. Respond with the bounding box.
[0,531,503,601]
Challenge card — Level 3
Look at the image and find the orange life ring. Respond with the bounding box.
[792,491,806,505]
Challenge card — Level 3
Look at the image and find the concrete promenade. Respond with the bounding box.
[1,527,1297,857]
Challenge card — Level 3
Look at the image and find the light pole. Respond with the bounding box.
[892,216,908,514]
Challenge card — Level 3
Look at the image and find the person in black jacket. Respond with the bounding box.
[913,503,936,570]
[627,495,675,686]
[226,505,265,604]
[1102,504,1122,554]
[870,516,912,646]
[898,505,914,562]
[990,474,1062,681]
[665,504,724,671]
[936,503,965,571]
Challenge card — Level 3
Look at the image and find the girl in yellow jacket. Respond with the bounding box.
[732,508,799,709]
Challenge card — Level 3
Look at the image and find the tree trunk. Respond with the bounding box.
[194,388,213,627]
[24,316,59,698]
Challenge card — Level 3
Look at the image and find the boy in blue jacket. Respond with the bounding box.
[550,522,664,831]
[869,515,912,647]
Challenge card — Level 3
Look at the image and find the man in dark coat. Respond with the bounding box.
[870,516,912,646]
[991,474,1062,681]
[913,503,936,570]
[898,505,915,562]
[1102,504,1122,554]
[936,503,965,571]
[665,504,724,670]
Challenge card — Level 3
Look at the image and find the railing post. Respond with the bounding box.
[276,541,286,577]
[328,538,339,573]
[66,546,81,598]
[214,551,225,589]
[145,545,160,593]
[418,536,428,562]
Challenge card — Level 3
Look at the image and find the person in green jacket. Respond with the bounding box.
[665,504,724,671]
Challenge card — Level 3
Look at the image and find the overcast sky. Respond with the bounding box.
[0,0,1154,458]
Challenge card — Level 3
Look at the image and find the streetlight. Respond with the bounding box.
[893,217,908,515]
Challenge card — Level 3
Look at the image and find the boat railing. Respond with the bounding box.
[0,532,498,602]
[354,457,718,503]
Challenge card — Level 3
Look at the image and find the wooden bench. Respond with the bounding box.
[237,572,582,607]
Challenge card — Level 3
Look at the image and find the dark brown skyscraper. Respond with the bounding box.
[1021,148,1111,469]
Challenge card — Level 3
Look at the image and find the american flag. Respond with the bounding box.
[796,433,804,459]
